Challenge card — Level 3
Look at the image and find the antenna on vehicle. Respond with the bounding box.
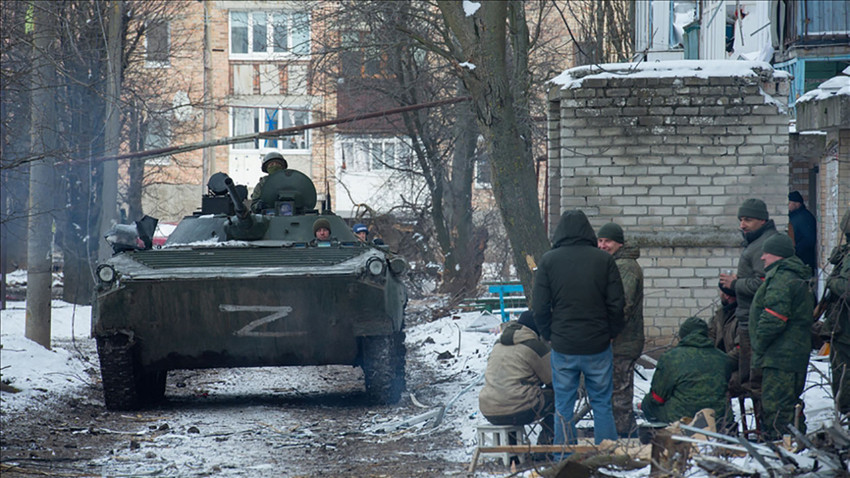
[323,179,332,213]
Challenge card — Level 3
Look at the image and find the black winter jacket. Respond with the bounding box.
[533,210,625,355]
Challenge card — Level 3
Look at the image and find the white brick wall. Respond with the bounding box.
[547,65,791,339]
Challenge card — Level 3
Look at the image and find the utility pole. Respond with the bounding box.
[202,0,215,187]
[26,0,59,349]
[98,0,123,262]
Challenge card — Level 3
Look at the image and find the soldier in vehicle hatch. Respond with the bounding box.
[250,152,288,213]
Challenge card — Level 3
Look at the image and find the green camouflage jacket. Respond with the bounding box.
[641,317,733,423]
[612,244,644,359]
[749,255,814,373]
[823,243,850,346]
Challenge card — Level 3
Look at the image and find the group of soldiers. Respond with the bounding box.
[479,197,850,445]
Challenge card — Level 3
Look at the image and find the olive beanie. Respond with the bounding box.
[313,218,331,234]
[737,198,769,221]
[597,222,624,244]
[762,233,794,258]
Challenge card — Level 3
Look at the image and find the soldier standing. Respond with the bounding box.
[597,222,644,438]
[719,198,778,395]
[750,234,814,439]
[821,210,850,415]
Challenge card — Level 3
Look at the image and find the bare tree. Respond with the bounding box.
[435,0,552,297]
[311,1,493,300]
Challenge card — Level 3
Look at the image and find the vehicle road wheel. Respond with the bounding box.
[96,332,142,411]
[361,331,406,405]
[96,333,165,410]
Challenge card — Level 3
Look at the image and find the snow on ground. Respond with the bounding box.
[1,291,846,475]
[0,299,93,414]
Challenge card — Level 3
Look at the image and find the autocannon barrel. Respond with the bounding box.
[224,177,249,219]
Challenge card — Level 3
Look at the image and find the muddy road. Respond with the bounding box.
[1,305,511,477]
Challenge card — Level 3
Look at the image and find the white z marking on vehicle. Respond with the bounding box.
[220,305,305,337]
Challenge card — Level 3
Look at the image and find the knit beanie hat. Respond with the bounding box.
[788,191,804,204]
[517,310,538,334]
[678,316,707,339]
[737,198,769,221]
[762,233,794,258]
[313,218,331,234]
[597,222,624,244]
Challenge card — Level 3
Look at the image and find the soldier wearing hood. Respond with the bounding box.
[597,222,644,438]
[479,311,554,444]
[750,234,814,439]
[533,210,625,447]
[641,317,734,424]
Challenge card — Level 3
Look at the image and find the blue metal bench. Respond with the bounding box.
[487,283,525,322]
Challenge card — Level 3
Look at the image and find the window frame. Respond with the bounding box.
[339,135,411,172]
[230,105,311,152]
[144,19,171,68]
[229,10,310,60]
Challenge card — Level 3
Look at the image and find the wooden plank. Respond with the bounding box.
[476,444,596,453]
[468,445,598,473]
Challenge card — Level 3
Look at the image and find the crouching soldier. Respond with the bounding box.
[641,317,734,426]
[479,311,555,444]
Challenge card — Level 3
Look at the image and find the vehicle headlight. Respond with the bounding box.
[96,264,116,284]
[389,257,407,275]
[366,257,385,276]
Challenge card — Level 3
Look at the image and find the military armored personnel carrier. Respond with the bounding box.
[93,168,407,410]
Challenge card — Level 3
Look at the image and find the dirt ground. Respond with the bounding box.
[0,310,518,478]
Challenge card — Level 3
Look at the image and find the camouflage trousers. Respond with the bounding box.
[760,367,806,440]
[612,356,637,437]
[830,342,850,415]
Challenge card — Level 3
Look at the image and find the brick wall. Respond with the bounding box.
[547,63,791,339]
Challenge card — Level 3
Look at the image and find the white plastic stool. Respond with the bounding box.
[475,423,529,466]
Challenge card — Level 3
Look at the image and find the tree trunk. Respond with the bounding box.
[440,95,485,298]
[26,0,59,349]
[98,0,123,262]
[437,0,550,298]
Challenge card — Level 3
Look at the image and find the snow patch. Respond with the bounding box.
[462,1,480,17]
[550,60,789,90]
[458,61,476,70]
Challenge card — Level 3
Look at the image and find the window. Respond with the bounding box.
[340,136,411,172]
[340,31,396,78]
[144,117,171,165]
[230,11,309,57]
[231,106,310,151]
[475,153,491,187]
[145,20,170,67]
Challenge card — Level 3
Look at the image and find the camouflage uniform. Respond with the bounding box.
[611,244,644,437]
[734,220,778,390]
[822,211,850,414]
[750,253,814,439]
[641,317,734,424]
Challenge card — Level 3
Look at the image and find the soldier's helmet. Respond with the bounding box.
[262,151,288,173]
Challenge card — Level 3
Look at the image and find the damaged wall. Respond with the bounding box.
[547,61,791,339]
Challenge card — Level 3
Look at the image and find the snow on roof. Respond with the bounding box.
[795,74,850,105]
[550,60,790,90]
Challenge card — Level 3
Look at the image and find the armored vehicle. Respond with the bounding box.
[93,169,407,410]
